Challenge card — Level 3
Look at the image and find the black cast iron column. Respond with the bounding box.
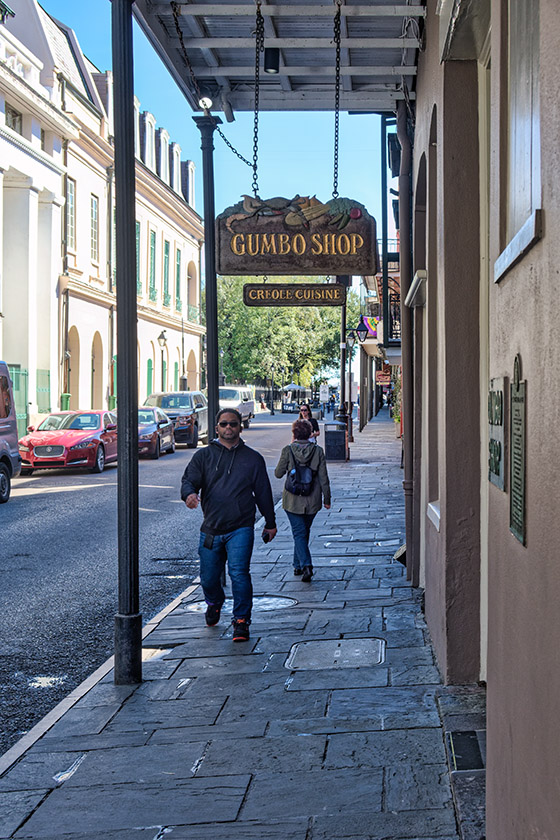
[193,115,222,431]
[112,0,141,684]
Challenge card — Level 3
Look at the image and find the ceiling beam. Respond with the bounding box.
[261,0,292,92]
[169,4,426,17]
[192,65,418,77]
[174,37,421,49]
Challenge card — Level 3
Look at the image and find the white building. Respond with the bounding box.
[1,0,204,428]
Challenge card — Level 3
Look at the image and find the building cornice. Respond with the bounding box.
[0,125,65,176]
[0,61,78,138]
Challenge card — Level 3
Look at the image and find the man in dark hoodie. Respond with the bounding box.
[181,408,277,642]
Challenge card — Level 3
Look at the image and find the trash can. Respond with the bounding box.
[60,393,71,410]
[324,422,347,461]
[311,409,322,421]
[108,395,117,410]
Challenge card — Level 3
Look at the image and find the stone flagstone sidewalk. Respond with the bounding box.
[0,412,461,840]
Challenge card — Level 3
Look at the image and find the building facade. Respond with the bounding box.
[1,0,204,430]
[409,0,560,836]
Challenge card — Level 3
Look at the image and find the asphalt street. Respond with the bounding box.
[0,411,297,755]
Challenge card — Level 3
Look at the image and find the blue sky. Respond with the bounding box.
[39,0,384,221]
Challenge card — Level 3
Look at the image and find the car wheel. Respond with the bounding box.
[0,463,10,503]
[187,425,199,449]
[20,468,34,477]
[151,438,160,460]
[167,437,176,454]
[243,417,250,429]
[92,445,105,473]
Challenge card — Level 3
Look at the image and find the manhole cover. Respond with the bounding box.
[285,638,386,670]
[184,596,297,614]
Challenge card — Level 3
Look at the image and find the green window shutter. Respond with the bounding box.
[147,358,153,395]
[174,361,179,390]
[175,249,181,301]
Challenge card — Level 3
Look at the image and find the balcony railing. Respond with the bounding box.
[163,291,171,308]
[136,280,143,296]
[149,286,158,303]
[175,298,182,313]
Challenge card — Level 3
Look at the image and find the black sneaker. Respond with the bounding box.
[301,566,313,582]
[232,619,250,642]
[294,568,303,576]
[205,603,221,626]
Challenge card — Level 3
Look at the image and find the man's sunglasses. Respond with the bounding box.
[218,420,240,428]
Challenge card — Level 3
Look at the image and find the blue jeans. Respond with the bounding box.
[198,527,254,622]
[286,511,316,570]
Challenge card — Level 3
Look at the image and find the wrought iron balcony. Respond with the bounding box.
[149,286,157,303]
[163,291,171,308]
[175,298,182,313]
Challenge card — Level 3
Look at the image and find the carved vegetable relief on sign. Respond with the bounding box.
[216,195,378,275]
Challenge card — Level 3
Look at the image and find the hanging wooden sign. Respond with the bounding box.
[216,195,378,276]
[243,282,346,307]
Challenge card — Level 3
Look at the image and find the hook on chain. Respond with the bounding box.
[252,0,265,198]
[332,0,342,199]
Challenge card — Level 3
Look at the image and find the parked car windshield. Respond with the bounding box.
[60,413,101,431]
[37,414,71,431]
[146,394,192,410]
[138,409,156,424]
[219,388,240,401]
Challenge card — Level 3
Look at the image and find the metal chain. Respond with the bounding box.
[171,2,252,168]
[332,0,342,199]
[252,0,265,197]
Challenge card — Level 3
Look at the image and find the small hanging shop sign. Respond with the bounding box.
[216,195,378,276]
[243,282,346,307]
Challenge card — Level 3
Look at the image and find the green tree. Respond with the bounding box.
[215,276,360,385]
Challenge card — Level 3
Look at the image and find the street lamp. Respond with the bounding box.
[346,329,357,442]
[356,315,369,344]
[270,363,275,415]
[219,348,225,386]
[157,330,167,391]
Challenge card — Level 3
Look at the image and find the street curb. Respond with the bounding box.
[0,579,201,778]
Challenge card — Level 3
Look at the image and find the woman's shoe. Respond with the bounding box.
[301,566,313,582]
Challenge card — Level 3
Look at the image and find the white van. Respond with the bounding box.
[219,386,255,429]
[0,362,21,502]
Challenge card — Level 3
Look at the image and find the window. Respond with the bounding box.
[90,195,99,262]
[175,249,181,301]
[507,0,540,242]
[0,376,11,419]
[5,103,22,135]
[149,230,156,300]
[67,179,76,251]
[163,240,170,305]
[135,221,141,293]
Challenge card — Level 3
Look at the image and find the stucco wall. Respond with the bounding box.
[486,0,560,836]
[414,3,482,683]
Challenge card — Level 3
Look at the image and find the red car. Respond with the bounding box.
[18,410,118,474]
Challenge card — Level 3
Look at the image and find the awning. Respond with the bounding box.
[133,1,425,116]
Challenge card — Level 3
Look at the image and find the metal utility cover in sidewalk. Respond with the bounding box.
[285,638,386,670]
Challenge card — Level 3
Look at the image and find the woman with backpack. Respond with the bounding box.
[274,419,331,581]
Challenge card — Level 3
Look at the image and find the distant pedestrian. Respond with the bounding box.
[181,408,277,642]
[298,403,320,441]
[274,419,331,582]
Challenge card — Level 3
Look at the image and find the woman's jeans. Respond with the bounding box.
[286,511,316,570]
[198,527,254,622]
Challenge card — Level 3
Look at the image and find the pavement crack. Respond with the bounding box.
[190,740,211,775]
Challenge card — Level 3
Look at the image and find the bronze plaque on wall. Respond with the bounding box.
[216,195,378,276]
[243,282,346,307]
[509,356,526,545]
[488,377,507,491]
